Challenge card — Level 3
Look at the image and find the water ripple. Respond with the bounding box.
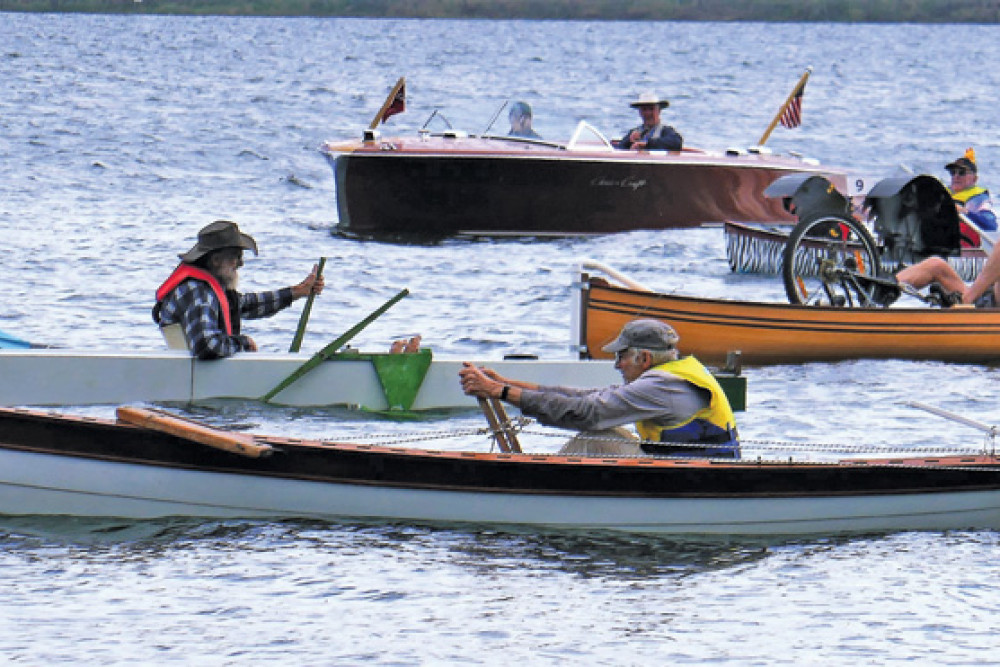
[2,11,1000,665]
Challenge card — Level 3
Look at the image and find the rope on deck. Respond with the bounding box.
[344,420,995,461]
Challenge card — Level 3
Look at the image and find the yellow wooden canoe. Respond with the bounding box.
[574,268,1000,365]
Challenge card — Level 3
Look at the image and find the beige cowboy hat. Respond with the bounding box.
[629,92,670,109]
[179,220,259,263]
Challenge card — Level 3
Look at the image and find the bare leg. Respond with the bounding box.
[964,243,1000,304]
[895,256,966,294]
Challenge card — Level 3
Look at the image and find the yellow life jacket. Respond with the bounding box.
[635,356,739,455]
[952,185,988,205]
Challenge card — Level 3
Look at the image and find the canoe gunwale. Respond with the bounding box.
[579,275,1000,365]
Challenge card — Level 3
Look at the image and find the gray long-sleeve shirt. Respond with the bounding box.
[517,368,710,433]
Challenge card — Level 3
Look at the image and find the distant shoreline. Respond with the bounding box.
[2,0,1000,23]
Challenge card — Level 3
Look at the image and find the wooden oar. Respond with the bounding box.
[477,397,522,454]
[492,398,522,453]
[478,398,512,453]
[116,406,273,459]
[289,257,326,353]
[262,288,409,403]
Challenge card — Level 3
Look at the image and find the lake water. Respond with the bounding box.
[1,12,999,664]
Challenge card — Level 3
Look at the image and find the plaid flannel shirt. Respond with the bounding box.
[157,279,294,359]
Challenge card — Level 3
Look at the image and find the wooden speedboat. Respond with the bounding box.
[321,122,847,238]
[0,406,997,535]
[572,263,1000,365]
[0,348,745,411]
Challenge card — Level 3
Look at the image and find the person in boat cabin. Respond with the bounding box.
[459,319,739,458]
[946,147,996,232]
[507,101,541,139]
[152,220,324,360]
[617,92,683,151]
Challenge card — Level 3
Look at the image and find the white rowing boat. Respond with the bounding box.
[0,406,996,535]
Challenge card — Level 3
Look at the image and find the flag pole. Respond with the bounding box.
[369,76,406,130]
[757,67,811,147]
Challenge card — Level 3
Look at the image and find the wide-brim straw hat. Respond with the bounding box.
[629,92,670,109]
[179,220,259,263]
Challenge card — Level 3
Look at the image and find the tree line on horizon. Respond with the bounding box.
[3,0,1000,22]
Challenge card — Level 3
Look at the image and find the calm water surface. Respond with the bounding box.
[1,13,999,664]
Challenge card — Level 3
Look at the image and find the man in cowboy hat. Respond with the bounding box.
[152,220,324,359]
[459,319,739,457]
[618,92,683,151]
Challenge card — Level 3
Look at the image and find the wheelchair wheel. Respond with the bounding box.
[782,214,881,306]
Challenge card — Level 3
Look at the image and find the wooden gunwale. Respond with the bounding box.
[582,278,1000,365]
[1,407,999,500]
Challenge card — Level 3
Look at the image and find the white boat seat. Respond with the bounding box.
[160,324,189,351]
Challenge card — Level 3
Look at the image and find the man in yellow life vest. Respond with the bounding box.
[459,319,740,458]
[946,148,996,232]
[892,149,999,307]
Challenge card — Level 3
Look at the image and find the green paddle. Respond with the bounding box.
[289,257,326,353]
[262,288,409,403]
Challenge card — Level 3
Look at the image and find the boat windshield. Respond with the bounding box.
[476,121,614,151]
[564,121,615,152]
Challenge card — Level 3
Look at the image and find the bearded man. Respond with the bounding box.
[153,220,323,359]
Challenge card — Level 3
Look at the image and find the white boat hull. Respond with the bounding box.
[0,350,622,410]
[3,447,998,535]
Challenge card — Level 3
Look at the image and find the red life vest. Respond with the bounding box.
[154,264,233,335]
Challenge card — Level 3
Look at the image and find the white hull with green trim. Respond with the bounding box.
[0,349,662,411]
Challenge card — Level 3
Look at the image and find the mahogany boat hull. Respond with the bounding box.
[323,137,847,237]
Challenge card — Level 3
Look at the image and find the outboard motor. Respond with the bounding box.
[864,175,962,267]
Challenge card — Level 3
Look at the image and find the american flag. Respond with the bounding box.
[380,80,406,124]
[779,82,805,129]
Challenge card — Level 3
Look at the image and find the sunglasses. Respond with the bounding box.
[948,168,968,176]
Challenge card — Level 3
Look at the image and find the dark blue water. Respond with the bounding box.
[1,13,1000,664]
